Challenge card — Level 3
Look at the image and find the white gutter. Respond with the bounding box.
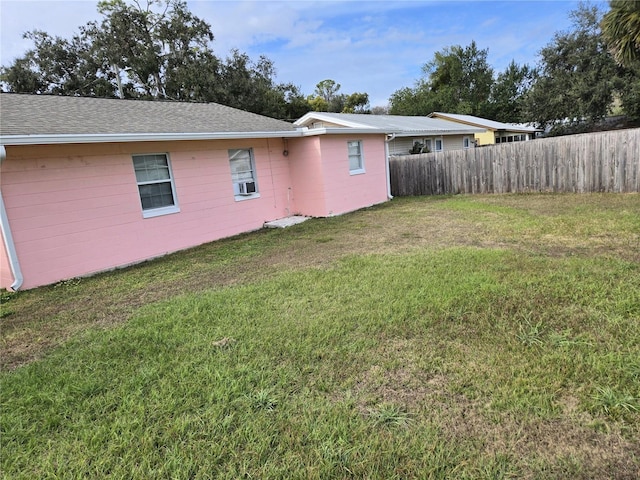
[384,134,395,199]
[0,130,303,146]
[0,126,486,146]
[300,127,384,137]
[391,129,485,136]
[0,145,23,290]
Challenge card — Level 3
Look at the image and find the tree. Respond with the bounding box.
[311,79,345,112]
[389,41,494,116]
[388,86,434,115]
[0,0,308,120]
[489,61,535,123]
[0,29,116,97]
[526,3,624,134]
[601,0,640,67]
[370,105,389,115]
[306,79,370,113]
[426,41,494,115]
[314,79,340,103]
[617,61,640,120]
[87,0,216,100]
[277,83,311,120]
[306,95,329,112]
[342,92,370,113]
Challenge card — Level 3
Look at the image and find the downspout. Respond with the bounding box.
[384,134,395,199]
[0,145,24,291]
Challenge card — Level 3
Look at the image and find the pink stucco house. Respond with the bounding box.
[0,94,391,290]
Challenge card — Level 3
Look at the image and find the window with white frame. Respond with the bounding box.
[424,138,433,153]
[229,149,259,198]
[348,140,365,174]
[434,137,443,152]
[132,153,179,218]
[463,136,471,149]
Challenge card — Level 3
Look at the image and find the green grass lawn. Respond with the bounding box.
[1,194,639,479]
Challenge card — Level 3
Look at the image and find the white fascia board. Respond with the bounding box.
[301,127,484,137]
[294,113,375,129]
[293,112,319,126]
[430,113,541,133]
[0,130,302,146]
[392,128,485,137]
[301,127,387,137]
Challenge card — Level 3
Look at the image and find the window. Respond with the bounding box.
[348,140,365,174]
[132,153,179,218]
[463,136,471,149]
[229,149,259,199]
[434,137,443,152]
[424,139,432,152]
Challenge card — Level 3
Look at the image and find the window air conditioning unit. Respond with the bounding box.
[238,181,256,195]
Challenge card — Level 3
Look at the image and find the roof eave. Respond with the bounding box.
[0,130,302,146]
[301,127,385,136]
[294,112,374,129]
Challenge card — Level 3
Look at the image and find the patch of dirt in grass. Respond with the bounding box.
[340,336,639,479]
[441,404,640,479]
[351,364,443,414]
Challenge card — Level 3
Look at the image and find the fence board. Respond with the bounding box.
[390,128,640,195]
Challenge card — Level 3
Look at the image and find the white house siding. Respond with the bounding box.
[389,135,471,155]
[443,135,468,151]
[388,137,415,155]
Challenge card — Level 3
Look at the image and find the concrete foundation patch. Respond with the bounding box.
[264,216,311,229]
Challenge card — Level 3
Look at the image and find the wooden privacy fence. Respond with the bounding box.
[389,128,640,196]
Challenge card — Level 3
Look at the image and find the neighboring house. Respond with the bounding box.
[294,112,485,156]
[0,94,391,290]
[428,112,541,146]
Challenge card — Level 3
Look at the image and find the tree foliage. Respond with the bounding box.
[306,79,370,113]
[389,41,494,116]
[600,0,640,122]
[1,29,115,97]
[0,0,313,119]
[87,0,216,99]
[601,0,640,67]
[488,61,535,123]
[526,3,634,133]
[342,92,370,113]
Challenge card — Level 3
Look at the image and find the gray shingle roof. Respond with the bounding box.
[0,94,297,136]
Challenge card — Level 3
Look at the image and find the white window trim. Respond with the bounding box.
[348,140,366,175]
[434,137,444,152]
[229,148,260,201]
[463,136,471,149]
[132,153,180,219]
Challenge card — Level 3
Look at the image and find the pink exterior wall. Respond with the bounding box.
[317,135,389,216]
[0,231,12,288]
[287,136,328,217]
[288,134,389,217]
[0,134,390,290]
[0,139,293,290]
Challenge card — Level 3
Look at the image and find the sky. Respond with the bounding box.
[0,0,603,107]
